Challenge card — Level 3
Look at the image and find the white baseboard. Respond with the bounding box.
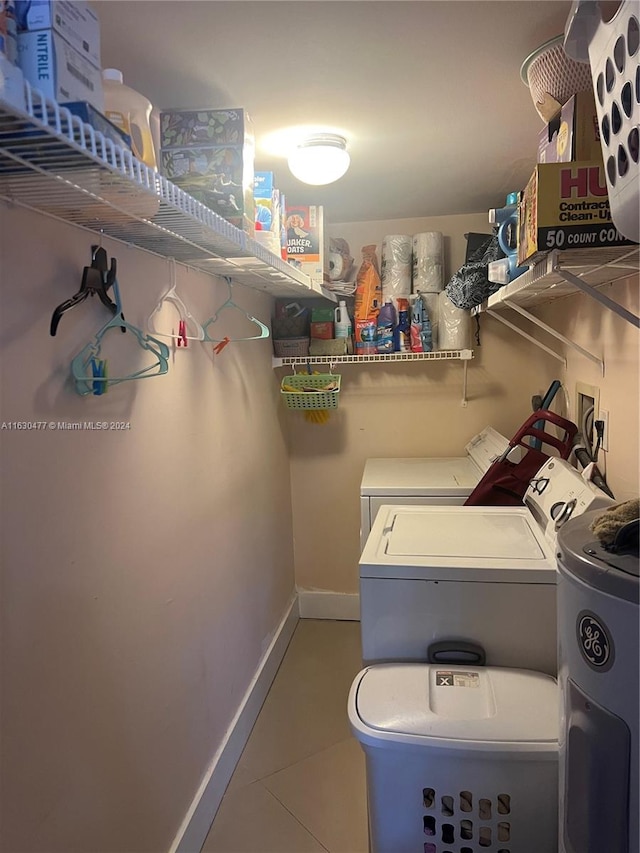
[297,589,360,621]
[169,594,299,853]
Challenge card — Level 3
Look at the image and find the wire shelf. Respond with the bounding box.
[272,349,474,367]
[0,82,326,298]
[480,247,640,312]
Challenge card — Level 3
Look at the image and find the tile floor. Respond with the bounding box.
[202,619,369,853]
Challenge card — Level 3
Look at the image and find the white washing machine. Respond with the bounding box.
[360,426,510,551]
[359,458,615,674]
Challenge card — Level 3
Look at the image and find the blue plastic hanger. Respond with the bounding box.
[202,277,270,344]
[71,277,170,396]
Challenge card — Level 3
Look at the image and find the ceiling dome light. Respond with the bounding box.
[287,134,350,185]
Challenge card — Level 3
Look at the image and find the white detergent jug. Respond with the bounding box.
[334,300,351,338]
[102,69,157,170]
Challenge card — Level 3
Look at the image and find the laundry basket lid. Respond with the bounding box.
[348,663,558,754]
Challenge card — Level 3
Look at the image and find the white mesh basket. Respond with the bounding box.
[520,34,594,122]
[565,0,640,242]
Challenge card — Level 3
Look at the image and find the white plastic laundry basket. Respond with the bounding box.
[564,0,640,242]
[348,664,559,853]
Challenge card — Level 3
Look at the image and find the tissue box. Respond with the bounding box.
[286,204,324,285]
[537,91,601,164]
[15,0,100,67]
[17,29,103,109]
[160,145,254,233]
[160,108,252,149]
[517,161,636,265]
[160,107,255,234]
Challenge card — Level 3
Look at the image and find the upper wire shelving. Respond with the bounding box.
[0,82,332,299]
[473,246,640,373]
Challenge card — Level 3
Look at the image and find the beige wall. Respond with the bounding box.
[2,202,638,852]
[288,214,549,594]
[288,215,640,594]
[534,275,639,501]
[0,203,295,853]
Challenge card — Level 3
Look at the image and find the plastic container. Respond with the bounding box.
[564,0,640,242]
[334,300,352,338]
[409,294,424,352]
[349,663,559,853]
[280,373,340,410]
[102,69,157,170]
[376,299,396,354]
[395,297,411,352]
[520,33,593,122]
[489,192,529,282]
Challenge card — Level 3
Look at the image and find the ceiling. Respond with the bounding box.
[93,0,575,224]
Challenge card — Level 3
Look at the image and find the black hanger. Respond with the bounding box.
[50,246,124,336]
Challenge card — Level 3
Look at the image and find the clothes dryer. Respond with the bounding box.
[557,506,639,853]
[359,458,615,673]
[360,426,510,550]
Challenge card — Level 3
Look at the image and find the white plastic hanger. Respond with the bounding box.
[147,258,205,342]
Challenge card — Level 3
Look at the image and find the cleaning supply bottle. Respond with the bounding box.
[376,299,396,354]
[102,69,157,170]
[488,191,528,282]
[394,297,411,352]
[419,294,433,352]
[409,294,424,352]
[334,300,351,338]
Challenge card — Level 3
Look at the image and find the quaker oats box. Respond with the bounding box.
[286,205,324,285]
[517,160,636,266]
[159,108,254,234]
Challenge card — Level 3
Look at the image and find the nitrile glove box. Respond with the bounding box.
[17,29,103,109]
[15,0,100,68]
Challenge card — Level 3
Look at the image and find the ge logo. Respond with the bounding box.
[577,612,614,671]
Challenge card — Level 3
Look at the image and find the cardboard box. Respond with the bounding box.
[160,107,255,234]
[17,29,103,109]
[64,101,131,150]
[286,205,324,285]
[1,0,18,62]
[517,161,636,266]
[15,0,100,68]
[538,91,601,164]
[254,172,281,232]
[160,108,252,149]
[160,145,254,233]
[254,171,274,196]
[310,321,333,340]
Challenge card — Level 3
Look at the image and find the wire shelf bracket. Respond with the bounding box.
[477,247,639,375]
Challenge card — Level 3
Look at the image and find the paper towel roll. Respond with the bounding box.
[413,232,444,293]
[381,234,412,302]
[438,291,470,350]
